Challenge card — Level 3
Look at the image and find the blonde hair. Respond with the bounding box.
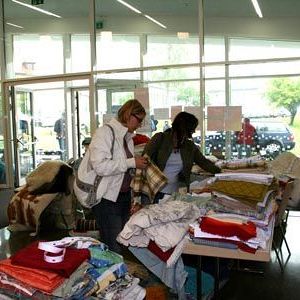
[117,99,146,124]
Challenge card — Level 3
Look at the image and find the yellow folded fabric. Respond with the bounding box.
[208,180,270,207]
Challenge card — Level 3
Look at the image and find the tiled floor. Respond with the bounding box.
[219,211,300,300]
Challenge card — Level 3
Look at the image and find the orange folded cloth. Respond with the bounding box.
[0,259,64,294]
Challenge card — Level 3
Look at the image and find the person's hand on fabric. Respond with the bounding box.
[130,202,143,215]
[135,156,148,169]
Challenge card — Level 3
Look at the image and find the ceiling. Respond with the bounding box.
[4,0,300,19]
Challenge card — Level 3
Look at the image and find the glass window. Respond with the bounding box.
[229,38,300,61]
[144,35,199,67]
[4,0,90,79]
[12,34,64,77]
[205,79,225,106]
[230,60,300,77]
[71,34,91,72]
[230,78,297,159]
[145,66,200,82]
[204,37,225,62]
[205,65,225,79]
[96,34,140,70]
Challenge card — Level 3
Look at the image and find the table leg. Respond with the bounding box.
[196,255,202,300]
[214,257,220,299]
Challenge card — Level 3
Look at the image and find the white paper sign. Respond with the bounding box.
[207,106,242,131]
[154,108,169,120]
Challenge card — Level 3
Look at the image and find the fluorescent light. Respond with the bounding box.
[117,0,142,14]
[144,14,167,29]
[251,0,263,18]
[101,31,113,42]
[11,0,62,18]
[177,32,189,39]
[116,0,167,29]
[6,22,24,28]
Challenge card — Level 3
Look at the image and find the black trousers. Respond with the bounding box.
[92,191,131,254]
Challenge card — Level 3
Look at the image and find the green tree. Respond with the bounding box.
[177,86,210,106]
[265,78,300,125]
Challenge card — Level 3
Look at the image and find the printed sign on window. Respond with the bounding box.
[171,106,182,121]
[207,106,242,131]
[154,108,169,120]
[134,88,150,110]
[184,106,202,129]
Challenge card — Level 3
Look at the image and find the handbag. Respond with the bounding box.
[73,124,115,208]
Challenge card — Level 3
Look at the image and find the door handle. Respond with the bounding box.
[16,138,24,146]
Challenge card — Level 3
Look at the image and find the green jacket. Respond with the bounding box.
[143,130,221,189]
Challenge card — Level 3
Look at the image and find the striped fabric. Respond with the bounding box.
[131,154,168,204]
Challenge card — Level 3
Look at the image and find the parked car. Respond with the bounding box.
[253,121,295,155]
[194,121,295,158]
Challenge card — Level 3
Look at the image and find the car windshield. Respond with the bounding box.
[254,122,288,132]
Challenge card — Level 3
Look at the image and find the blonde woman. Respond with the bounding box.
[89,99,148,253]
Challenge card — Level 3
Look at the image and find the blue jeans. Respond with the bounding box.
[57,137,65,151]
[92,191,131,254]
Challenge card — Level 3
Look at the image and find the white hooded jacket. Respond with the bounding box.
[88,118,136,202]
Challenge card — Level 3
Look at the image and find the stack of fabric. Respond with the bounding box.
[183,172,277,253]
[192,156,267,175]
[0,237,145,299]
[215,156,267,172]
[189,214,273,253]
[207,173,276,208]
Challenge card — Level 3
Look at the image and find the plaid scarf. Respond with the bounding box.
[131,154,167,204]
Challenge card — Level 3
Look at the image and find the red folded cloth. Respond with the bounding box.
[133,134,150,146]
[200,216,256,241]
[147,240,175,262]
[10,241,90,278]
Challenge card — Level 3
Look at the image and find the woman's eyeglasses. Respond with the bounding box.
[132,114,144,124]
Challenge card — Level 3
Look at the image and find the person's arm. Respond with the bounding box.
[194,145,221,174]
[89,126,135,177]
[142,132,164,161]
[54,120,59,134]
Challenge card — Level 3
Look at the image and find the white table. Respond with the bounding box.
[182,217,274,299]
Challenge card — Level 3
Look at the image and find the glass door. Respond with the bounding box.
[6,77,90,188]
[71,79,145,160]
[11,88,36,186]
[71,88,91,159]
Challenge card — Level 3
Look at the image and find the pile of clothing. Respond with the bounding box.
[117,200,200,299]
[0,237,145,299]
[7,160,75,235]
[267,151,300,208]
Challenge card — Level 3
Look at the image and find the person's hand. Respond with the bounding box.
[135,156,148,169]
[130,202,143,215]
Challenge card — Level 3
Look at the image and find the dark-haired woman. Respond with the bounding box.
[143,111,221,203]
